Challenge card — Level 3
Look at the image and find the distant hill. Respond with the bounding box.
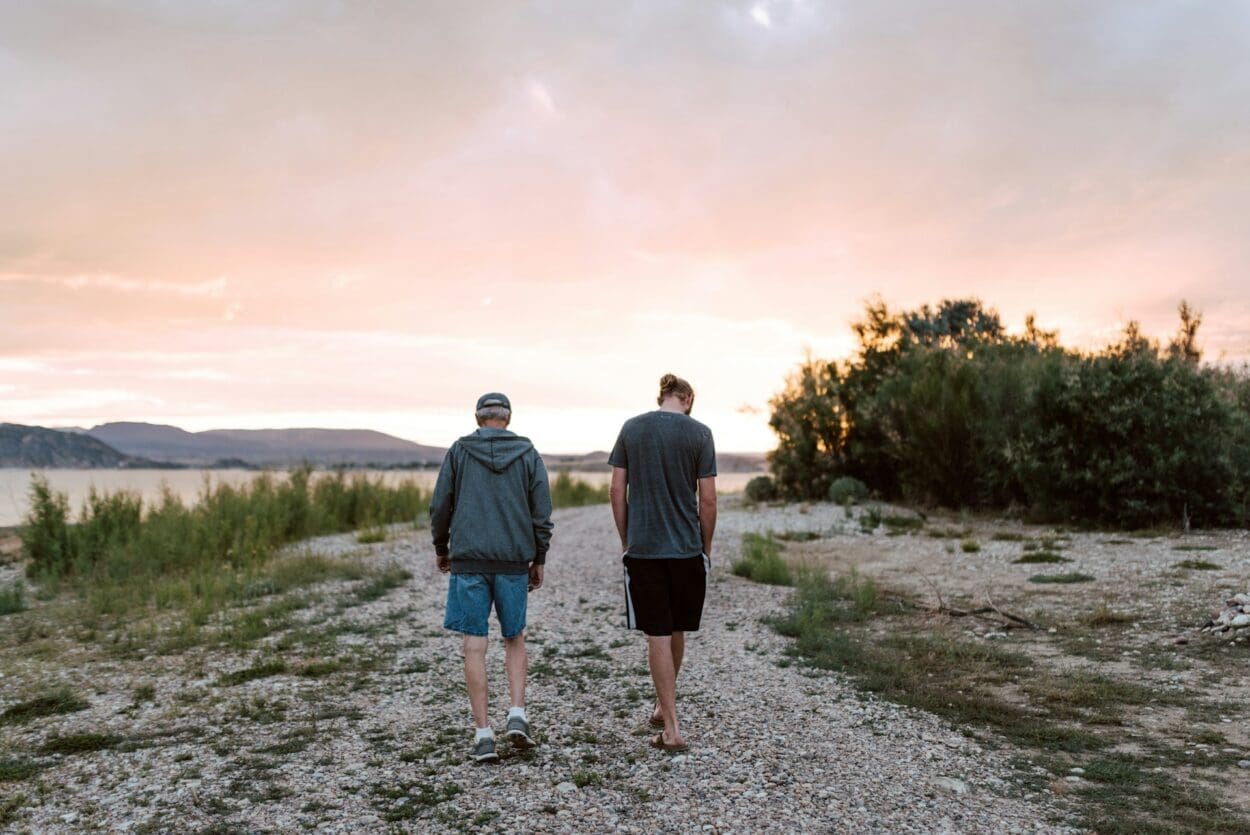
[544,450,767,473]
[88,422,446,467]
[0,423,158,468]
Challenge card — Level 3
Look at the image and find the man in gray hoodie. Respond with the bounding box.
[430,392,553,762]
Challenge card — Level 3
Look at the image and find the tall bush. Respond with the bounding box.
[766,297,1250,528]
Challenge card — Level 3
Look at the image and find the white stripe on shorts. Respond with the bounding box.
[623,563,636,630]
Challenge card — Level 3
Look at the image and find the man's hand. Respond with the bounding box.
[528,563,544,591]
[436,553,451,574]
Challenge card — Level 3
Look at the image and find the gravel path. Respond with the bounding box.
[3,502,1076,833]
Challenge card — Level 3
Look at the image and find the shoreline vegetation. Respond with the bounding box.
[0,469,611,639]
[761,297,1250,530]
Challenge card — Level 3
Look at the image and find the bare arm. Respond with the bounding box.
[698,476,717,557]
[610,466,629,552]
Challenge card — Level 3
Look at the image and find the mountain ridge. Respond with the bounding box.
[88,422,446,467]
[0,423,161,468]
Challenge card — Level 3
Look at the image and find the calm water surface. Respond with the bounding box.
[0,468,760,527]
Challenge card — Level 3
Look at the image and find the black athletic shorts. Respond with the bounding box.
[622,554,709,636]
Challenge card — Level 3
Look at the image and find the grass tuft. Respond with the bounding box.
[41,732,123,755]
[731,533,793,586]
[1082,603,1135,627]
[1013,552,1071,564]
[1,688,89,724]
[1028,572,1094,584]
[217,660,288,687]
[1176,559,1222,571]
[0,758,41,782]
[355,525,387,544]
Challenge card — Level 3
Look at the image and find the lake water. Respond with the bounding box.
[0,468,762,528]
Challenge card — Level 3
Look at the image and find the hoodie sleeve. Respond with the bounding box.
[429,446,457,557]
[529,452,554,564]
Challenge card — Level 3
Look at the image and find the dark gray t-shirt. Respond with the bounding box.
[608,410,717,559]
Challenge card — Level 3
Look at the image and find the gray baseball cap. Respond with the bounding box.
[475,392,511,411]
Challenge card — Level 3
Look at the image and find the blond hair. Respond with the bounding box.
[657,373,695,411]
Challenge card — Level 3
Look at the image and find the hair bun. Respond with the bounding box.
[659,373,677,386]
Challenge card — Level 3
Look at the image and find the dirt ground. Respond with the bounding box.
[776,504,1250,812]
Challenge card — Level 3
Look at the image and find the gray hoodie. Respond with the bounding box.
[429,427,553,574]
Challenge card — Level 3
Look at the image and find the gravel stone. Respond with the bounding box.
[4,502,1078,833]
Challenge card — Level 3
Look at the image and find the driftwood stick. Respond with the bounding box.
[918,572,945,612]
[985,593,1041,631]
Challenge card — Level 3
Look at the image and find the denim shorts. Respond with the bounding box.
[443,573,529,638]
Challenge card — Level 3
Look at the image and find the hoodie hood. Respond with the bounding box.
[458,428,534,474]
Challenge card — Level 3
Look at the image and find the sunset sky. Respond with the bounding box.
[3,1,1249,453]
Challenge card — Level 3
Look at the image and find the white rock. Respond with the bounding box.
[556,781,577,793]
[1232,614,1250,628]
[1068,767,1085,776]
[934,777,969,795]
[1238,760,1250,769]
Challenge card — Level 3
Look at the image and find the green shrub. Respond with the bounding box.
[960,538,981,553]
[827,476,868,505]
[731,533,792,586]
[20,477,74,578]
[765,298,1250,528]
[549,472,610,508]
[744,475,778,503]
[18,469,429,614]
[0,582,25,616]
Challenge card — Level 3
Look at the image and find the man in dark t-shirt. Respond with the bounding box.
[609,373,717,752]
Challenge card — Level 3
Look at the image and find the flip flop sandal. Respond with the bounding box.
[648,701,664,728]
[650,732,688,753]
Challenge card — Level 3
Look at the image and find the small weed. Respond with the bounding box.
[1173,545,1218,552]
[991,532,1027,542]
[1081,604,1135,627]
[882,514,924,533]
[356,526,387,545]
[0,794,26,826]
[571,770,603,788]
[859,507,883,532]
[347,565,412,606]
[960,538,981,553]
[569,644,609,660]
[1029,573,1094,584]
[297,660,342,678]
[774,530,822,542]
